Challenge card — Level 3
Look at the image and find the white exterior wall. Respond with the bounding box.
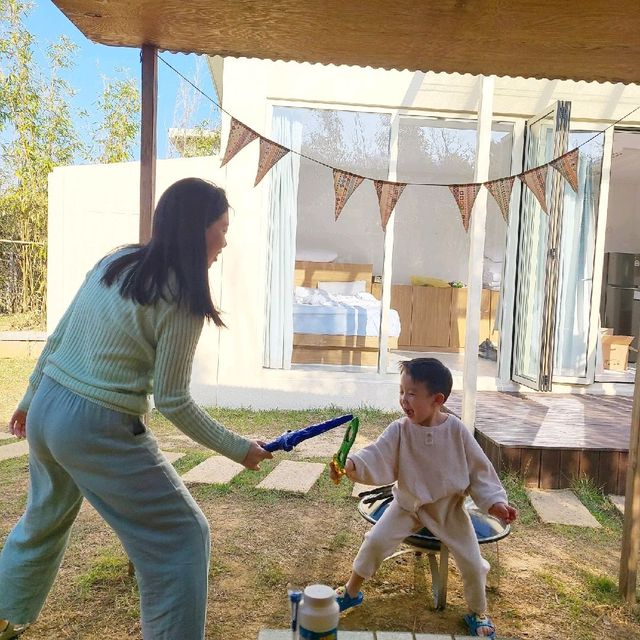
[47,156,228,407]
[47,60,640,410]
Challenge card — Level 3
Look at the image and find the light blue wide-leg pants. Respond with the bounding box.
[0,376,210,639]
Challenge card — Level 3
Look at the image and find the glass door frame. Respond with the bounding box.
[512,101,571,391]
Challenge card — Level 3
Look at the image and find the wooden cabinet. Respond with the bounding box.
[391,285,499,352]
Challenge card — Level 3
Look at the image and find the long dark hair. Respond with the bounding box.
[102,178,228,325]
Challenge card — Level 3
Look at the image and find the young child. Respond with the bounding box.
[330,357,517,639]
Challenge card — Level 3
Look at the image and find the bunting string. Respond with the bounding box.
[158,54,640,232]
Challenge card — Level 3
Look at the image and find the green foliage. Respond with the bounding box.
[0,1,140,320]
[75,549,131,594]
[93,73,140,163]
[499,470,538,526]
[169,121,221,158]
[571,476,623,530]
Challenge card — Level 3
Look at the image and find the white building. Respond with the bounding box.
[47,59,640,413]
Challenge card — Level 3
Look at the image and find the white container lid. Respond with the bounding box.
[303,584,335,604]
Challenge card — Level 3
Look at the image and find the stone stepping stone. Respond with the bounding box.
[0,440,29,461]
[415,635,453,639]
[182,455,244,484]
[377,633,414,640]
[609,494,625,514]
[257,460,324,493]
[0,431,15,440]
[340,633,375,640]
[160,451,185,464]
[526,488,601,528]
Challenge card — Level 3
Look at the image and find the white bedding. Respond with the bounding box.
[293,288,401,337]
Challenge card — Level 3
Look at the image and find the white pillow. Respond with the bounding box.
[296,249,338,263]
[318,280,367,295]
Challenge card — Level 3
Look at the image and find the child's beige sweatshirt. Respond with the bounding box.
[349,414,507,513]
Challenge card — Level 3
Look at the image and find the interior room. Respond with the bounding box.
[596,128,640,383]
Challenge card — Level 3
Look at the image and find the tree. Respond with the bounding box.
[0,0,140,322]
[168,57,220,158]
[92,73,140,163]
[0,0,81,317]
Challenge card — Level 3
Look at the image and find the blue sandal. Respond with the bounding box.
[463,613,496,638]
[334,585,364,612]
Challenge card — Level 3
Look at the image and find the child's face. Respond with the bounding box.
[399,372,445,426]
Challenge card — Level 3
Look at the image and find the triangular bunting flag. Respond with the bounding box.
[519,166,549,213]
[551,148,579,192]
[374,180,406,230]
[333,169,364,220]
[448,183,482,231]
[220,118,259,167]
[485,176,515,223]
[254,138,290,186]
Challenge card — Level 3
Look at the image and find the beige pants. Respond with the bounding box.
[353,496,489,613]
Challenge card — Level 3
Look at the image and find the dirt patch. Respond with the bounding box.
[1,407,639,639]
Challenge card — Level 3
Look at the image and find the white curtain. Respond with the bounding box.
[263,113,302,369]
[555,155,596,377]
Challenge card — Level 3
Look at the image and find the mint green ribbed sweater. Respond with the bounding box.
[18,252,251,464]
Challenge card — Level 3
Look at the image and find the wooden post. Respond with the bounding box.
[129,44,157,578]
[461,75,495,430]
[619,358,640,603]
[139,44,158,244]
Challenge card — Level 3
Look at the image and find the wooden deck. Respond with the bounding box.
[446,392,632,494]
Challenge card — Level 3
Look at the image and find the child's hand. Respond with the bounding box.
[329,461,342,484]
[343,458,356,481]
[488,502,518,524]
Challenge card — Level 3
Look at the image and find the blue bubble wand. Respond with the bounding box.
[263,414,354,452]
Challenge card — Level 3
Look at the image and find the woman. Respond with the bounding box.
[0,178,272,640]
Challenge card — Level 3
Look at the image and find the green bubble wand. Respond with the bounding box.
[330,416,359,483]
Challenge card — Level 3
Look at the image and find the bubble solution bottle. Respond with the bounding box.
[297,584,339,639]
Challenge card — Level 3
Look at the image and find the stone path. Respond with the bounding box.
[0,440,29,461]
[0,437,622,528]
[257,460,325,493]
[609,494,625,514]
[182,455,244,484]
[526,488,601,528]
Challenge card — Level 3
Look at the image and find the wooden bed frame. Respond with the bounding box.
[292,260,399,366]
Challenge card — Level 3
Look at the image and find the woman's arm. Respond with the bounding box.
[152,302,254,465]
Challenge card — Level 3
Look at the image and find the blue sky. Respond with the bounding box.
[25,1,220,159]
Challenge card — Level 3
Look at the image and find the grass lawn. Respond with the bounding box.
[1,355,639,639]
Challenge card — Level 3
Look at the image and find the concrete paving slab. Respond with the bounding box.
[609,494,625,515]
[257,461,325,493]
[257,631,290,640]
[376,633,414,640]
[339,632,375,640]
[0,440,29,461]
[160,451,186,464]
[526,488,601,528]
[0,431,15,440]
[415,635,453,639]
[182,456,244,484]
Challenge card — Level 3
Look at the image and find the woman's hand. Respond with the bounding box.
[241,440,273,471]
[8,409,27,439]
[488,502,518,524]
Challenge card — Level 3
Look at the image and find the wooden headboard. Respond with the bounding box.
[294,261,373,293]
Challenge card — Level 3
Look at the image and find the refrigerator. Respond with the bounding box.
[601,252,640,363]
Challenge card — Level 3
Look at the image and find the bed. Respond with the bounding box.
[292,260,400,366]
